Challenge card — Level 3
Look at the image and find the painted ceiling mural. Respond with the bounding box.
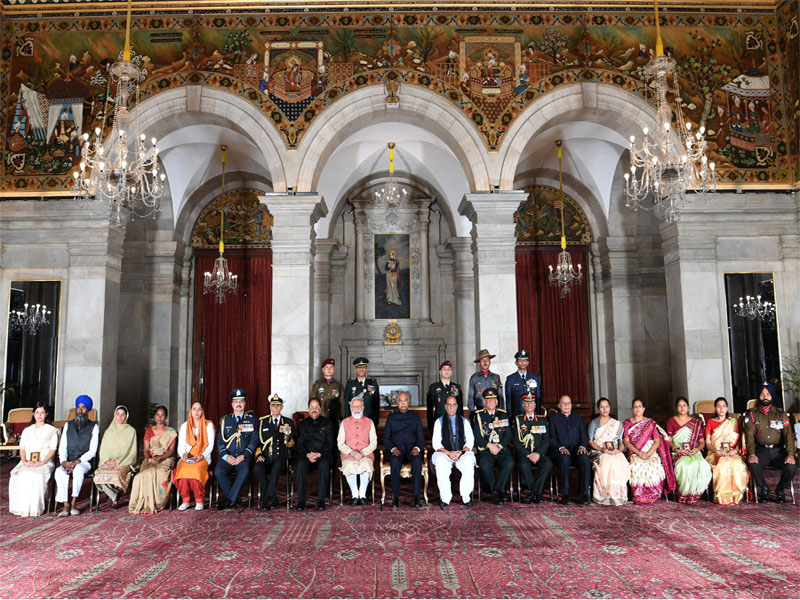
[1,4,798,192]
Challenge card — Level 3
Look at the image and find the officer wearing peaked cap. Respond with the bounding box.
[214,388,258,509]
[427,360,463,431]
[505,349,542,419]
[513,391,552,503]
[253,394,294,510]
[473,387,514,504]
[344,357,380,421]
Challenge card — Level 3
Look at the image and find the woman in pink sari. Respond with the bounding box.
[623,398,676,505]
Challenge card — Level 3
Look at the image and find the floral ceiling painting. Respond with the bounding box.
[1,3,797,192]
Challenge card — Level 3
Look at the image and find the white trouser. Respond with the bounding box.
[432,450,476,504]
[345,472,371,498]
[55,462,92,503]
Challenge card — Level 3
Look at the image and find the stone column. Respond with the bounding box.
[259,194,326,416]
[447,236,476,387]
[312,238,338,370]
[415,199,433,322]
[353,209,367,322]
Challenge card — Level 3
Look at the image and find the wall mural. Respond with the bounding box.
[515,186,592,245]
[191,190,272,249]
[1,5,797,192]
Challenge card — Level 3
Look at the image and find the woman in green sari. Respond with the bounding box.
[666,396,712,504]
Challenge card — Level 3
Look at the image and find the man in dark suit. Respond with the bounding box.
[384,390,425,507]
[344,357,380,420]
[513,392,552,503]
[215,388,258,510]
[253,394,294,510]
[549,394,591,505]
[295,398,335,511]
[505,349,542,419]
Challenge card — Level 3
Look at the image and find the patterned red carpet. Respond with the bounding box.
[1,466,798,599]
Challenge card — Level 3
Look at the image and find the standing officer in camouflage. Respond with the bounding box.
[505,349,542,419]
[473,388,514,504]
[214,388,258,510]
[310,358,344,422]
[426,360,463,431]
[513,392,552,503]
[467,349,504,417]
[253,394,294,510]
[344,357,380,421]
[743,381,797,503]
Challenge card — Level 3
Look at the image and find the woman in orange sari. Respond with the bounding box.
[173,400,215,510]
[705,396,749,505]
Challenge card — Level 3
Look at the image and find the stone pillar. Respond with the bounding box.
[447,237,477,387]
[259,194,326,416]
[416,200,432,322]
[353,209,367,322]
[459,191,525,378]
[313,238,338,371]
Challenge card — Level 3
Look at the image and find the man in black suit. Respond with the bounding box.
[383,391,425,507]
[549,394,591,505]
[295,398,335,511]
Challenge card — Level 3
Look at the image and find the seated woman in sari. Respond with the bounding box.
[588,397,630,505]
[129,405,177,514]
[666,396,712,504]
[8,403,58,517]
[94,406,138,508]
[623,398,676,505]
[705,396,749,505]
[173,400,214,511]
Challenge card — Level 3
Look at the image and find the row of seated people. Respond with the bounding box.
[7,381,796,517]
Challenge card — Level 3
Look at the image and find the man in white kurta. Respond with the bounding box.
[337,397,377,505]
[55,395,99,516]
[432,395,476,507]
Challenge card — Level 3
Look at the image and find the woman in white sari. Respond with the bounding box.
[9,403,59,517]
[587,397,631,505]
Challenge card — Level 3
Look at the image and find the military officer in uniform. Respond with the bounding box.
[467,349,504,417]
[513,392,552,503]
[253,394,294,510]
[426,360,463,431]
[344,357,380,421]
[310,358,344,422]
[473,388,514,504]
[214,388,258,510]
[295,398,335,511]
[743,381,797,503]
[505,349,542,419]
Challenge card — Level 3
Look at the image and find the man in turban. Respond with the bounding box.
[55,395,99,516]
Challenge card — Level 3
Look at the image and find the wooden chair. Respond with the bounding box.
[2,407,34,447]
[53,408,97,430]
[378,447,429,506]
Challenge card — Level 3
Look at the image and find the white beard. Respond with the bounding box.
[352,412,363,419]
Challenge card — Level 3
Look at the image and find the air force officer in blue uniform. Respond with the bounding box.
[505,349,541,419]
[215,388,258,509]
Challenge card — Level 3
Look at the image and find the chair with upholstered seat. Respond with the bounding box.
[378,447,429,506]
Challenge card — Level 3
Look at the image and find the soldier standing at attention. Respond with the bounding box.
[743,381,797,503]
[467,349,504,417]
[310,358,344,422]
[505,349,542,419]
[427,360,463,431]
[344,357,380,421]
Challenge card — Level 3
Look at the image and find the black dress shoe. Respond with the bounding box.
[359,498,367,506]
[271,497,280,509]
[491,492,502,505]
[775,492,787,504]
[295,503,306,511]
[391,497,399,508]
[260,501,271,511]
[413,496,422,508]
[464,500,474,507]
[581,495,590,505]
[560,496,570,505]
[531,494,542,504]
[351,498,359,506]
[216,499,228,511]
[316,500,326,511]
[232,499,243,510]
[758,489,770,503]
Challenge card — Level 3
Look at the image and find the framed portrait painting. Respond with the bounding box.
[374,233,410,319]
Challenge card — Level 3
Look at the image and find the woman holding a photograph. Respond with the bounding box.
[704,396,749,505]
[666,396,712,504]
[588,397,630,505]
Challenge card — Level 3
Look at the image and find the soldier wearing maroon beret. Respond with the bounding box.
[310,358,344,422]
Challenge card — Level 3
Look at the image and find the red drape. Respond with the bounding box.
[194,249,272,425]
[515,247,592,415]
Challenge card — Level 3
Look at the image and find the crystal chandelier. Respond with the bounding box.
[734,295,775,323]
[9,303,52,336]
[548,140,583,298]
[203,145,239,304]
[624,0,716,224]
[374,142,407,222]
[72,0,164,227]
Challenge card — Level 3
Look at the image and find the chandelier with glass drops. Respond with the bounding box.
[72,0,164,227]
[9,303,51,336]
[624,0,716,224]
[548,140,583,299]
[733,295,775,323]
[373,142,407,222]
[203,145,239,304]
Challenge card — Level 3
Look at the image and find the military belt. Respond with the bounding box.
[757,444,776,448]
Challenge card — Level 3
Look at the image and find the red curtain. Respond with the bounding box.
[515,247,592,414]
[194,249,272,425]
